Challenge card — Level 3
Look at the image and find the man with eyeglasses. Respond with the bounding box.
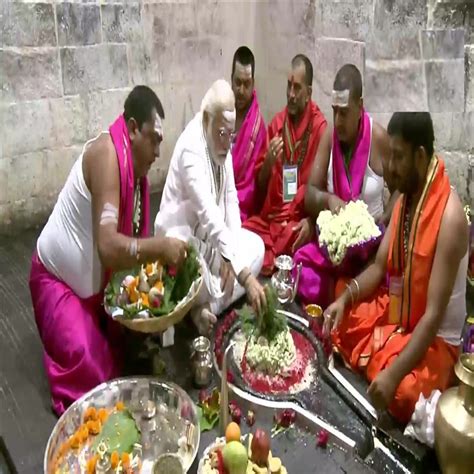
[230,46,266,222]
[154,80,267,335]
[243,54,327,276]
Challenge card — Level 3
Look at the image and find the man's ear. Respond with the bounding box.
[307,85,313,99]
[359,97,364,109]
[127,117,139,141]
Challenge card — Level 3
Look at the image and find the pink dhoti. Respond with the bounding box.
[29,252,123,415]
[294,239,337,308]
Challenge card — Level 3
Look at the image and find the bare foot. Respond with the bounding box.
[191,304,217,335]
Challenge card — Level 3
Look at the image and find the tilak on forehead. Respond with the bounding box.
[331,89,350,108]
[154,113,164,139]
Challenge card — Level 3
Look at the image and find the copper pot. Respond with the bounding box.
[434,353,474,474]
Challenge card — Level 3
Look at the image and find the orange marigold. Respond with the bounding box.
[86,455,98,474]
[84,406,97,422]
[79,424,89,442]
[86,420,100,435]
[97,408,108,423]
[121,452,130,468]
[115,401,125,411]
[110,451,120,469]
[69,433,81,450]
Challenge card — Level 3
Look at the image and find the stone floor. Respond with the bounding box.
[0,194,472,473]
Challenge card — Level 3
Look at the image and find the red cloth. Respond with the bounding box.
[243,101,327,275]
[332,157,459,423]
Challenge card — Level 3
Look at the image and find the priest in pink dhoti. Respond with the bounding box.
[29,86,188,415]
[230,46,266,221]
[294,65,398,308]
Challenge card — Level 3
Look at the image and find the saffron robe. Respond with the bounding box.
[243,101,327,275]
[332,157,460,423]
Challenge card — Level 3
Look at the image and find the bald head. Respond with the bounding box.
[291,54,313,86]
[333,64,363,102]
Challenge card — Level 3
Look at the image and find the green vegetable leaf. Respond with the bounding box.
[197,406,219,432]
[238,286,287,342]
[92,410,140,454]
[171,245,200,302]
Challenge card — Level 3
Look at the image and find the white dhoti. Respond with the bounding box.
[193,228,264,315]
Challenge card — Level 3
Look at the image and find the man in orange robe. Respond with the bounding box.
[243,54,327,275]
[325,112,469,423]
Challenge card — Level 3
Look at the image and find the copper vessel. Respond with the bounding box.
[434,353,474,474]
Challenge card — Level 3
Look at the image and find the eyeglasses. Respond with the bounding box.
[218,128,236,144]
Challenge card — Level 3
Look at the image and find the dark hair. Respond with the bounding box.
[387,112,435,158]
[333,64,363,101]
[232,46,255,78]
[124,85,164,129]
[291,54,313,86]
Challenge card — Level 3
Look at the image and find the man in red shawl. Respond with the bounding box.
[231,46,266,222]
[243,54,327,275]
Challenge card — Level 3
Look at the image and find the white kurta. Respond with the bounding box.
[154,113,264,315]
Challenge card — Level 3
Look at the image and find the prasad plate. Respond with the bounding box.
[44,377,200,473]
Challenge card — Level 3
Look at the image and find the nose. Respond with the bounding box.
[288,85,296,100]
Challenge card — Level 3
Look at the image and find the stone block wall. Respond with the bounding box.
[1,0,473,233]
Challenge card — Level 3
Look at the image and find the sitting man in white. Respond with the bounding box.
[155,79,266,335]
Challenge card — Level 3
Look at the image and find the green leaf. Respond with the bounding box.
[92,410,140,454]
[171,245,200,302]
[238,286,287,342]
[197,406,219,432]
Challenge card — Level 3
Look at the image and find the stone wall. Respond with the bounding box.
[1,0,473,233]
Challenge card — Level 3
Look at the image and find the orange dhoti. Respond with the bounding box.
[332,288,459,423]
[243,214,299,276]
[333,156,460,424]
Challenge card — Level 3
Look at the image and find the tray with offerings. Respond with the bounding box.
[44,378,200,473]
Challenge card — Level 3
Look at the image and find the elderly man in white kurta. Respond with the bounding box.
[155,79,266,334]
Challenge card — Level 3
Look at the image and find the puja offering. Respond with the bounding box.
[317,200,382,267]
[198,426,288,474]
[104,246,202,332]
[44,378,200,473]
[227,287,317,395]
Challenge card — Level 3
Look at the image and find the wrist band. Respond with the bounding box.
[240,270,251,287]
[345,283,354,307]
[351,278,360,302]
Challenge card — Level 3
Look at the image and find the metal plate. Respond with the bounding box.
[44,377,200,473]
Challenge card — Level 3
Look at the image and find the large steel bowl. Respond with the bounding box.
[44,377,200,473]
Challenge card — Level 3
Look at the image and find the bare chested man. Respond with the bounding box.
[29,86,187,415]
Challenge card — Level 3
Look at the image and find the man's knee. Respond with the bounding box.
[389,373,419,424]
[239,228,264,275]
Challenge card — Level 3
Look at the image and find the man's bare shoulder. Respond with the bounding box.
[372,121,389,147]
[322,125,332,148]
[440,188,469,254]
[83,133,118,190]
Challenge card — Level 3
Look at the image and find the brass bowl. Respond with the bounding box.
[305,304,323,319]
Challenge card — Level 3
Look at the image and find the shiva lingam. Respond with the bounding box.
[434,353,474,474]
[271,255,302,304]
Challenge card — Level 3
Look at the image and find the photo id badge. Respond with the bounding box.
[283,165,298,203]
[388,275,403,325]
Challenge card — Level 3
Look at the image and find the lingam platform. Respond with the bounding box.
[208,307,436,474]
